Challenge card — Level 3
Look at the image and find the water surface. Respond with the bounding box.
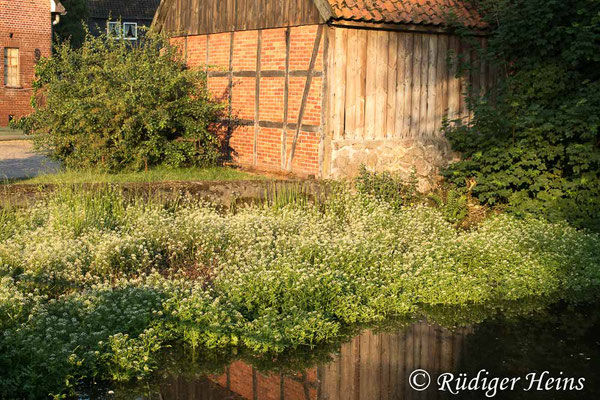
[84,301,600,399]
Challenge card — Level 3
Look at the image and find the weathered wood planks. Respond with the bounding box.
[327,27,489,142]
[155,0,322,35]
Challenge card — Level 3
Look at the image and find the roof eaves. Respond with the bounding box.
[312,0,336,21]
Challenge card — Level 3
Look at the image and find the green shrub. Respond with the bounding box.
[442,0,600,231]
[15,27,225,171]
[428,187,470,225]
[354,165,422,209]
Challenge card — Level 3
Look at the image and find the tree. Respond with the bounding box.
[16,29,226,171]
[443,0,600,231]
[53,0,89,48]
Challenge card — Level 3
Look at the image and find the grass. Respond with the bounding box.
[11,166,263,185]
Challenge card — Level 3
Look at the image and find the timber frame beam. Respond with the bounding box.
[312,0,335,21]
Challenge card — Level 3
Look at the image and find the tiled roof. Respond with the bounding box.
[88,0,160,20]
[326,0,485,28]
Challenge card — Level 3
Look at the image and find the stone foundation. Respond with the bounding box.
[331,137,456,191]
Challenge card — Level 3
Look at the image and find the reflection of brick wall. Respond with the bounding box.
[0,0,52,126]
[210,360,318,400]
[173,25,324,177]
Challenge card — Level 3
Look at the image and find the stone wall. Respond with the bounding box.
[330,137,456,191]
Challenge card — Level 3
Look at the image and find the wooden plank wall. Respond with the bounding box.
[327,27,492,142]
[155,0,323,35]
[319,322,473,400]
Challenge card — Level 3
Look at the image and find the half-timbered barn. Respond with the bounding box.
[153,0,490,186]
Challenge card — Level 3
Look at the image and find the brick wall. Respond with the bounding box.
[0,0,52,126]
[176,25,324,177]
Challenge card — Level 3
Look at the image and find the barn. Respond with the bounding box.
[152,0,491,186]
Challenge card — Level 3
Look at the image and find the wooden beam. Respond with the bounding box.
[205,33,210,75]
[364,30,377,139]
[281,27,291,170]
[208,70,323,78]
[344,29,358,139]
[183,35,188,64]
[426,35,438,137]
[319,25,330,178]
[312,0,334,21]
[410,33,422,138]
[286,24,324,171]
[332,27,347,140]
[228,31,234,136]
[419,34,429,138]
[254,29,262,166]
[386,32,398,138]
[330,20,490,36]
[435,34,449,137]
[151,0,170,32]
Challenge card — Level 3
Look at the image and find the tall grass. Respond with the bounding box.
[10,166,262,185]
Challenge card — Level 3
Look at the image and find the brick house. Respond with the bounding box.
[153,0,493,185]
[0,0,65,126]
[88,0,160,41]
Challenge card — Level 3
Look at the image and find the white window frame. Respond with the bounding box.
[122,22,138,41]
[107,21,121,38]
[4,48,20,88]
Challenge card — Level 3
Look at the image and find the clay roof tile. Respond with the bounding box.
[326,0,486,28]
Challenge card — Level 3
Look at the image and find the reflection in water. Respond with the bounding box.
[96,302,600,400]
[319,323,472,400]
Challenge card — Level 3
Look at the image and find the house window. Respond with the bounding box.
[123,23,138,40]
[107,21,121,38]
[4,48,19,87]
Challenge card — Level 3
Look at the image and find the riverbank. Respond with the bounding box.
[1,185,599,398]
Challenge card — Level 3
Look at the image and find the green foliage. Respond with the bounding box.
[429,187,469,225]
[15,28,225,172]
[354,165,422,209]
[442,0,600,231]
[0,186,599,397]
[53,0,89,48]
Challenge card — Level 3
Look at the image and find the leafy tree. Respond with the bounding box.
[443,0,600,231]
[53,0,89,48]
[16,29,225,171]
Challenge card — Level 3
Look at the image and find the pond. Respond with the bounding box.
[80,301,600,400]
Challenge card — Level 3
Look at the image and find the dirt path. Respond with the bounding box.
[0,140,60,180]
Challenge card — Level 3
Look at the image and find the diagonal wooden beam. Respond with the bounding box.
[151,0,171,32]
[286,25,324,172]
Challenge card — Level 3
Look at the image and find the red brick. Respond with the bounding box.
[171,25,324,177]
[0,0,53,126]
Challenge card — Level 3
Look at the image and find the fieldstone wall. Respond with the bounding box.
[330,137,456,191]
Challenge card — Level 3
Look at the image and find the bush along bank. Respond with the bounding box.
[0,186,599,398]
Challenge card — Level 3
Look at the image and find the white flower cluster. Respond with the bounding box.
[0,186,598,397]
